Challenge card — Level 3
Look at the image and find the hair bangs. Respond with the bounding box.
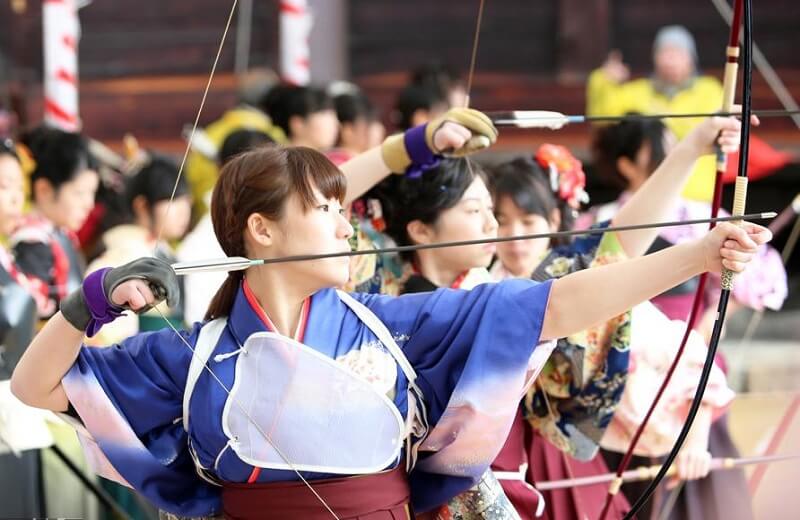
[285,146,347,210]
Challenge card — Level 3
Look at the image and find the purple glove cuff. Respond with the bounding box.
[82,268,125,337]
[403,124,441,179]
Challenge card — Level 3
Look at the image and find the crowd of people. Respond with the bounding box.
[0,25,791,520]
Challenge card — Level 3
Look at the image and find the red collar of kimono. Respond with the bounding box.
[411,260,468,290]
[241,278,312,483]
[242,278,311,343]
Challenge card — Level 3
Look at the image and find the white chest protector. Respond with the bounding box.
[182,290,428,475]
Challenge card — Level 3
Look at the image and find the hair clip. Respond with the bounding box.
[14,141,36,175]
[367,198,386,232]
[535,144,589,208]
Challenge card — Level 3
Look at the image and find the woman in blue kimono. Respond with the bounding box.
[11,108,769,520]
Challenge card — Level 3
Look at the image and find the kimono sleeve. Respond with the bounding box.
[601,301,734,457]
[527,228,632,460]
[12,241,57,315]
[12,241,53,283]
[61,323,221,517]
[586,68,644,118]
[353,278,553,512]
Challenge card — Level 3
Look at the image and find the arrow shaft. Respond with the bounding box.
[170,212,775,274]
[536,453,800,491]
[489,108,800,126]
[258,212,772,265]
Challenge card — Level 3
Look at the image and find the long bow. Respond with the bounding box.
[605,1,754,518]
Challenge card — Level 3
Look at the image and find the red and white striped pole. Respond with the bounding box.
[43,0,80,131]
[279,0,312,86]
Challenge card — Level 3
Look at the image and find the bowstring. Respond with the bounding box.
[464,0,486,108]
[153,1,238,249]
[463,0,486,200]
[152,307,341,520]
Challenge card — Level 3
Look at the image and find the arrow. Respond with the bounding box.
[170,212,775,274]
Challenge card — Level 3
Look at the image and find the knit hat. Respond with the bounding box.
[653,25,698,64]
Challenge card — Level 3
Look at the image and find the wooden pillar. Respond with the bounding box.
[556,0,609,84]
[2,0,41,128]
[308,0,348,82]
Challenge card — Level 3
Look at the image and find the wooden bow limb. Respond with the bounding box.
[767,193,800,237]
[709,0,800,130]
[748,396,800,493]
[613,1,752,518]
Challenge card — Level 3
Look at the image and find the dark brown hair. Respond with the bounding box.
[371,157,485,262]
[205,145,346,319]
[489,157,575,246]
[591,117,668,191]
[22,125,99,198]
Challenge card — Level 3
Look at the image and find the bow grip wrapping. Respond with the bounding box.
[715,45,741,168]
[722,46,741,113]
[721,176,749,290]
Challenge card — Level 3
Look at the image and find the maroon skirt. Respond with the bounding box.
[492,411,631,520]
[493,410,543,520]
[221,465,411,520]
[529,431,631,520]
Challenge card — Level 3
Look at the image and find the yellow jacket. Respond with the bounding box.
[186,105,286,218]
[587,69,723,201]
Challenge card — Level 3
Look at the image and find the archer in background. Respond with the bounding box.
[586,25,792,202]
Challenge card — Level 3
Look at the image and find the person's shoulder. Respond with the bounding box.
[620,77,655,94]
[124,321,205,357]
[695,75,723,91]
[177,215,222,260]
[10,216,54,245]
[208,106,272,141]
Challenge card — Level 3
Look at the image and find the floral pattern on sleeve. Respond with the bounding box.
[523,230,632,460]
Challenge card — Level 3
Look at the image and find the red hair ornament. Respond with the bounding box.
[534,144,589,209]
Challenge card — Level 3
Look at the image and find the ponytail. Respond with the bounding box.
[205,271,243,321]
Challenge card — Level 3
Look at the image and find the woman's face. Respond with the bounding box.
[624,127,678,191]
[368,120,386,148]
[494,195,554,277]
[42,169,99,231]
[417,176,498,273]
[151,195,192,240]
[654,45,694,86]
[0,155,25,235]
[304,109,341,150]
[260,187,354,290]
[339,118,373,154]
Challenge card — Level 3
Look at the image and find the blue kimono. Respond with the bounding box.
[62,277,552,516]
